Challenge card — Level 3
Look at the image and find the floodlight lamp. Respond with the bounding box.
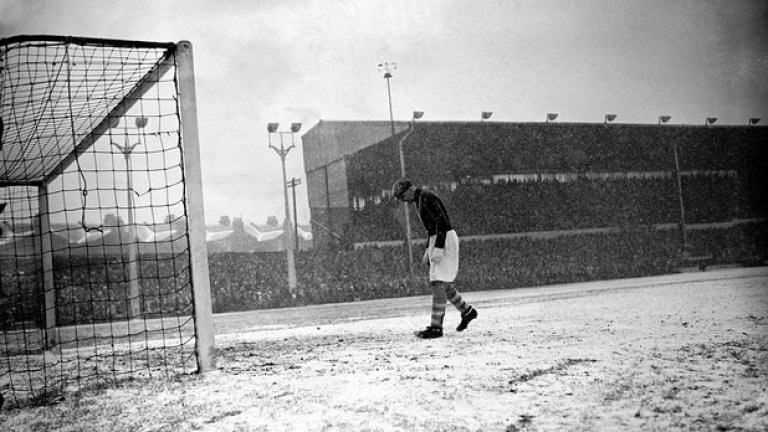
[267,123,279,133]
[659,115,671,124]
[378,61,396,77]
[481,111,493,120]
[749,118,761,125]
[706,117,718,125]
[135,116,149,129]
[547,113,558,122]
[412,111,424,120]
[290,123,302,133]
[605,114,617,123]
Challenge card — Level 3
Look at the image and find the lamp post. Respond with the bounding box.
[110,115,147,319]
[268,122,301,298]
[378,62,397,137]
[395,111,424,276]
[379,61,415,276]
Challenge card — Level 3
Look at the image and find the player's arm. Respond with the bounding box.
[423,195,449,262]
[411,200,431,265]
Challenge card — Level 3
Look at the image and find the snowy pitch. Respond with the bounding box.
[1,267,766,431]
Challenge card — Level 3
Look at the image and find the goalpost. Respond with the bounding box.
[0,36,214,408]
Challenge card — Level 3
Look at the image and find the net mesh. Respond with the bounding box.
[1,36,199,408]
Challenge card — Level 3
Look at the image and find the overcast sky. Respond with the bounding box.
[2,0,767,226]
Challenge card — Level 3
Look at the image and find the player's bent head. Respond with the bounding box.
[392,178,412,201]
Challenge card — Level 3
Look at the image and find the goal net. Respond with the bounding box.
[0,36,214,408]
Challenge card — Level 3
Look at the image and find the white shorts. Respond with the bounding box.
[428,230,459,283]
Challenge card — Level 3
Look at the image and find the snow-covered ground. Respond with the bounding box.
[2,267,767,431]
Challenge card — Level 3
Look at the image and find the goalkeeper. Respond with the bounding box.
[392,178,478,339]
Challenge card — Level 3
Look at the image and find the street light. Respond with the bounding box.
[604,114,617,124]
[392,110,425,277]
[706,117,718,126]
[546,113,558,123]
[267,122,301,298]
[481,112,493,122]
[396,110,425,276]
[110,115,147,319]
[379,61,416,276]
[659,115,671,125]
[378,62,397,137]
[749,118,761,125]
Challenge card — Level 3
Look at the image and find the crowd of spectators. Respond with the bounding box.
[207,247,417,312]
[1,254,194,326]
[2,221,765,323]
[53,255,194,325]
[205,221,766,312]
[0,257,40,329]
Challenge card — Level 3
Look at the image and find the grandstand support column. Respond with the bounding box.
[38,187,58,349]
[673,140,688,252]
[176,40,216,372]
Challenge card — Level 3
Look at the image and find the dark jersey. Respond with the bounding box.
[413,188,453,249]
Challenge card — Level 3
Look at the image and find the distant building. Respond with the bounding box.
[205,217,313,253]
[301,120,410,248]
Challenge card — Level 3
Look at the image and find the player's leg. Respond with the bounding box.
[430,281,447,328]
[444,283,469,314]
[415,281,446,339]
[416,281,446,339]
[416,236,444,339]
[445,283,478,331]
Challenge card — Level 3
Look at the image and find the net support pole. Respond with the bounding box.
[38,186,58,349]
[176,40,215,371]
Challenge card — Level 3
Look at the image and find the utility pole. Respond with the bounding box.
[287,177,302,251]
